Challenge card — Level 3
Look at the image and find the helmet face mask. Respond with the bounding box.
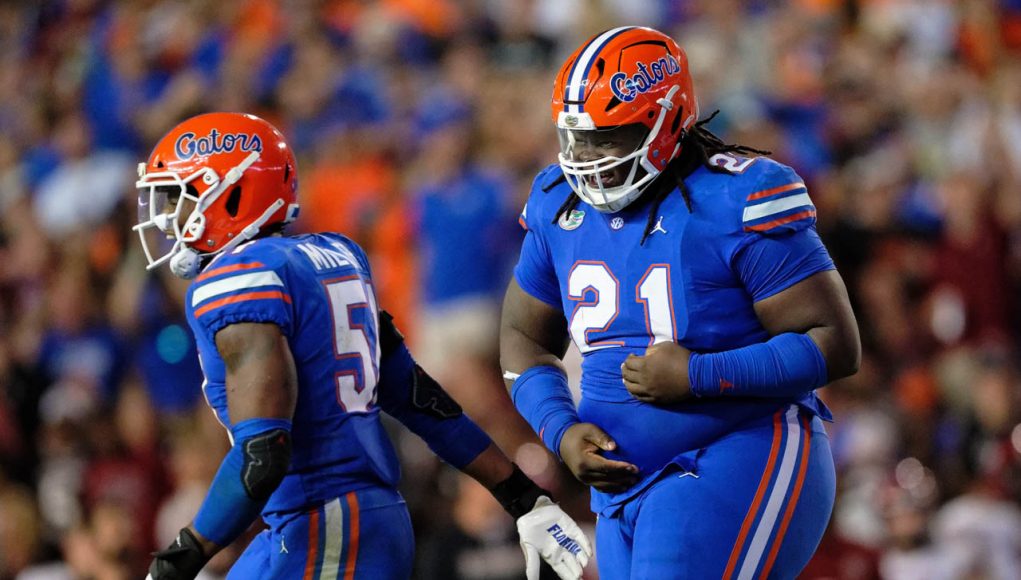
[133,113,299,279]
[551,27,698,213]
[556,123,655,213]
[135,167,215,270]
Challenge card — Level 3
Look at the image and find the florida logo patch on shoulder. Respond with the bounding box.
[559,209,585,231]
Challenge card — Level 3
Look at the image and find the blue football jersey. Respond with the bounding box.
[514,155,835,509]
[186,233,401,516]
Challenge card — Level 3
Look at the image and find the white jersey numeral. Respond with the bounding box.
[568,262,621,353]
[709,152,757,174]
[324,277,380,412]
[637,265,676,346]
[567,262,676,351]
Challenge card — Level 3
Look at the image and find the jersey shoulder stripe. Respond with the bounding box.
[743,187,811,222]
[746,182,804,202]
[188,238,294,320]
[741,161,816,235]
[194,290,292,318]
[191,270,285,307]
[196,261,266,282]
[744,209,817,233]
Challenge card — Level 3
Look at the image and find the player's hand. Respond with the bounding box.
[559,422,639,493]
[517,496,593,580]
[146,527,211,580]
[623,341,692,405]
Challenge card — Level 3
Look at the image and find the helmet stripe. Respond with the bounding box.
[566,26,635,113]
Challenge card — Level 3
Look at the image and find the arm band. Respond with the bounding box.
[688,332,827,399]
[193,417,292,546]
[509,365,579,458]
[376,339,492,469]
[490,464,551,519]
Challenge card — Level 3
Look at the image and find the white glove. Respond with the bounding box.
[516,496,593,580]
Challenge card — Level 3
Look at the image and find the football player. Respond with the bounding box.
[503,27,861,578]
[135,112,591,580]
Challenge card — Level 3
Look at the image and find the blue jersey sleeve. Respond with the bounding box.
[513,165,562,307]
[186,241,295,345]
[733,227,835,302]
[342,234,375,277]
[732,162,834,301]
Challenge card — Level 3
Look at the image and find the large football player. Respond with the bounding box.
[135,113,591,580]
[503,27,860,578]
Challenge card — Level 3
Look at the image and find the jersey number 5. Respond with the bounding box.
[324,276,380,412]
[568,262,677,353]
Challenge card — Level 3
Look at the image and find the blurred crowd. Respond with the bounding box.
[1,0,1021,578]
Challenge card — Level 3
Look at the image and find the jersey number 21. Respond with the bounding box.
[568,261,677,353]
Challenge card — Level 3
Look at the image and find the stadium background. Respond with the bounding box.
[1,0,1020,578]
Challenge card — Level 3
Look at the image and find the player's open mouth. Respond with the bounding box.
[587,170,621,189]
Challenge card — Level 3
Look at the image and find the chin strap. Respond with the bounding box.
[170,247,203,280]
[167,196,286,280]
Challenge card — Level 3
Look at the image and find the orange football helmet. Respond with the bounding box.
[551,26,698,212]
[134,112,299,279]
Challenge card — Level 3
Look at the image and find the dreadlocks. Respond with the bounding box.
[551,111,770,244]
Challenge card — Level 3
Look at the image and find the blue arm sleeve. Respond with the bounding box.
[688,332,828,398]
[376,342,492,469]
[193,417,292,546]
[510,366,579,458]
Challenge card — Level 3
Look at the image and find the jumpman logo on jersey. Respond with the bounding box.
[651,216,668,235]
[280,535,288,554]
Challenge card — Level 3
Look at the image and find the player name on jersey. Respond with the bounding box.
[297,240,360,271]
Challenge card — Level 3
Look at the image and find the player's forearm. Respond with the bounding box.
[148,419,290,580]
[467,450,554,520]
[688,332,829,399]
[508,365,580,458]
[184,525,222,558]
[192,418,292,546]
[376,337,493,470]
[461,443,516,489]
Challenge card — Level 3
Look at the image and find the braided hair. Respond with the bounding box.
[552,111,770,244]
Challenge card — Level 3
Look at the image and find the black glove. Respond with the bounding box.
[147,528,210,580]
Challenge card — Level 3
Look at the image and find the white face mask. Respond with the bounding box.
[133,165,218,277]
[555,86,682,213]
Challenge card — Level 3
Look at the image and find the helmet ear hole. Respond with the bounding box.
[283,163,290,183]
[671,109,683,134]
[225,186,242,217]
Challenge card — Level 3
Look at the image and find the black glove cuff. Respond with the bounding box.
[491,465,552,519]
[149,527,210,580]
